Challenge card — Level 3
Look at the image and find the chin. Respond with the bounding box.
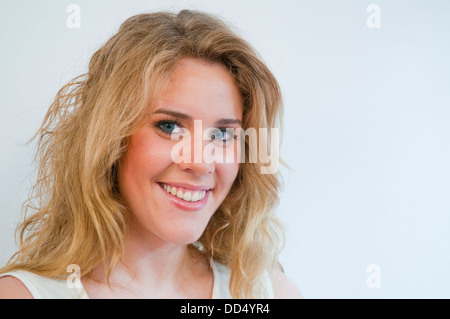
[160,226,206,246]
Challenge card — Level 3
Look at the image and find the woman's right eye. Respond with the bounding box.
[156,120,183,135]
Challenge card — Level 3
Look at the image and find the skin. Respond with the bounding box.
[0,57,302,299]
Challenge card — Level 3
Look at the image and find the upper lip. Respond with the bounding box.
[158,182,214,192]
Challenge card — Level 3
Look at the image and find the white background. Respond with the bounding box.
[1,0,449,298]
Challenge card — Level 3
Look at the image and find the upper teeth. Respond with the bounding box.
[162,183,207,202]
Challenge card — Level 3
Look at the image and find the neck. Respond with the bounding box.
[85,216,209,297]
[120,219,192,284]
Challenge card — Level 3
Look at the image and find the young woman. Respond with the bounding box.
[0,9,301,299]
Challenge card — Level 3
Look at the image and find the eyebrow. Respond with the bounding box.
[153,109,242,126]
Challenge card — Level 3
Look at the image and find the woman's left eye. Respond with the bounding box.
[210,128,235,143]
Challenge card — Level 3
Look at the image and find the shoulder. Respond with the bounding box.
[0,276,33,299]
[269,269,303,299]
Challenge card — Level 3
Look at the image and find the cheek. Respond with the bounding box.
[129,132,173,168]
[215,161,240,195]
[219,136,243,166]
[118,132,173,198]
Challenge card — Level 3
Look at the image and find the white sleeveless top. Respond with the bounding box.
[0,261,274,299]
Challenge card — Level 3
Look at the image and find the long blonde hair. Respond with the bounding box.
[1,9,285,298]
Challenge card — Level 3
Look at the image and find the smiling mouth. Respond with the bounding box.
[158,182,210,203]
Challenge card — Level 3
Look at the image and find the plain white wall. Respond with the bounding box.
[1,0,449,298]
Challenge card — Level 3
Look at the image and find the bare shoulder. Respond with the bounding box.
[0,276,33,299]
[270,269,303,299]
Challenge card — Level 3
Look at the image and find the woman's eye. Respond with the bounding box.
[157,120,183,135]
[210,128,235,143]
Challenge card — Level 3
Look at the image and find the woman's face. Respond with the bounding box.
[119,57,243,245]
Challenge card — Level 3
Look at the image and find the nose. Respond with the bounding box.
[176,123,216,176]
[178,160,215,176]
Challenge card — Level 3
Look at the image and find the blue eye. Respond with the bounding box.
[156,120,183,135]
[160,122,176,133]
[210,128,235,143]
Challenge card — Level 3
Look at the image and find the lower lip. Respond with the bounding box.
[157,183,211,212]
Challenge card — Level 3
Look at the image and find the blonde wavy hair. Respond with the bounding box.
[1,9,285,298]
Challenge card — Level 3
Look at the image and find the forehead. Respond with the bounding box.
[155,57,243,121]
